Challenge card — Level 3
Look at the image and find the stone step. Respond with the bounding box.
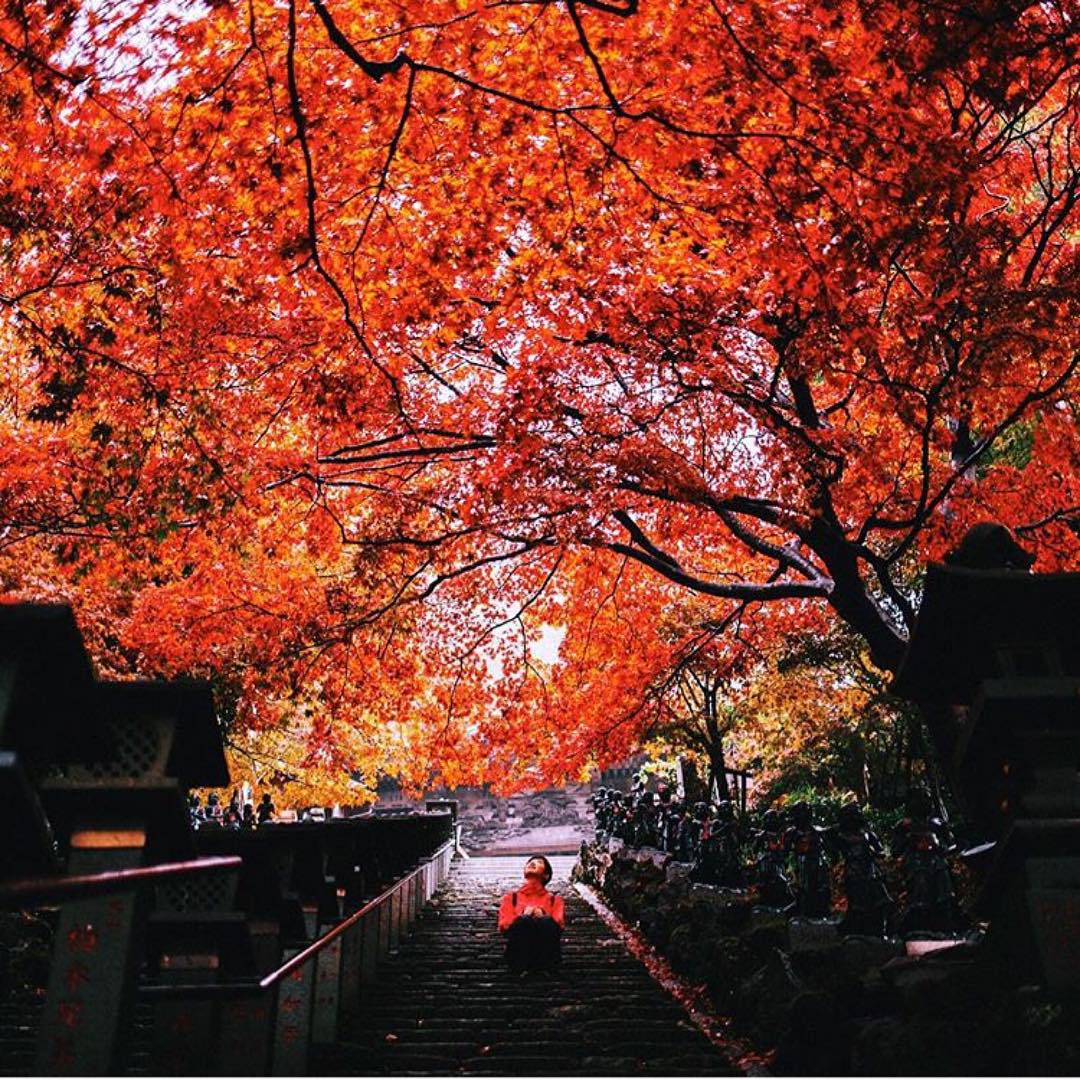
[315,855,737,1077]
[363,981,656,1000]
[458,1054,582,1074]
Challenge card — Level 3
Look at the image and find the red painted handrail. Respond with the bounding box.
[0,855,242,907]
[258,838,454,989]
[139,838,454,1000]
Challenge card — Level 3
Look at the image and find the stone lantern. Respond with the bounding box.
[892,563,1080,989]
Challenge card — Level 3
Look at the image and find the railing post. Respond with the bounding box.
[360,910,379,986]
[310,923,343,1045]
[149,958,219,1076]
[271,949,314,1076]
[389,884,402,948]
[35,833,146,1076]
[408,871,419,924]
[377,893,392,958]
[338,919,362,1020]
[217,994,273,1076]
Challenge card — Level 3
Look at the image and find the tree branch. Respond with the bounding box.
[608,539,832,602]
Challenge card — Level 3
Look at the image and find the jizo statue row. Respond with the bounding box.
[592,783,963,937]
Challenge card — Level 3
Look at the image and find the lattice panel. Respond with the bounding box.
[67,715,170,781]
[157,873,238,913]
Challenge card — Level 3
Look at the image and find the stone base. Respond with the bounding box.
[787,916,841,952]
[979,819,1080,991]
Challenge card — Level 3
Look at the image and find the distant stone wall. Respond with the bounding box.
[456,785,593,853]
[376,784,595,853]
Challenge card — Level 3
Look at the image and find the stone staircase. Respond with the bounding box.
[0,996,39,1076]
[316,855,737,1076]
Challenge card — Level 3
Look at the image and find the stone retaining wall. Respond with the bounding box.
[574,840,1080,1075]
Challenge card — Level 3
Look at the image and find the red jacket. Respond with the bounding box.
[497,880,566,932]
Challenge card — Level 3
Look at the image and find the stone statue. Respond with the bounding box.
[591,786,608,838]
[694,800,746,888]
[831,804,894,936]
[654,783,673,850]
[679,801,709,864]
[784,801,832,917]
[892,787,963,935]
[631,788,659,848]
[603,789,622,840]
[660,795,683,854]
[753,808,796,909]
[611,791,633,843]
[598,789,614,838]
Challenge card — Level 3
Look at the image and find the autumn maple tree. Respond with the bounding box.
[1,0,1077,793]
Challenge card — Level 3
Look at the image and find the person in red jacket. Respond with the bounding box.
[497,855,566,974]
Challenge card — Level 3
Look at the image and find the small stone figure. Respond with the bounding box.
[188,792,203,829]
[655,783,674,849]
[892,787,963,935]
[591,786,609,838]
[784,801,832,918]
[631,788,658,848]
[602,788,619,838]
[610,791,633,843]
[679,801,709,864]
[831,804,894,936]
[694,801,746,888]
[242,802,257,830]
[594,790,608,835]
[654,796,673,853]
[753,809,795,909]
[607,790,623,839]
[257,792,276,825]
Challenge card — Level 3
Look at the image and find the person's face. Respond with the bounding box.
[524,857,548,883]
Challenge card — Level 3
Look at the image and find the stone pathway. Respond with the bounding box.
[316,855,738,1076]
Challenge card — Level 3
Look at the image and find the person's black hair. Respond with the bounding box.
[525,854,553,884]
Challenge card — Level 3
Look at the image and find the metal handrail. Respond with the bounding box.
[259,838,453,989]
[0,855,242,908]
[140,838,455,999]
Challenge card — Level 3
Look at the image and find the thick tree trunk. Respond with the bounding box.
[807,518,909,672]
[702,681,733,802]
[707,745,731,802]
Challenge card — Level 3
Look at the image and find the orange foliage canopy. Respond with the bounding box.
[0,0,1077,793]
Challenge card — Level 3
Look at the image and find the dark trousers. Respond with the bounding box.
[505,915,562,971]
